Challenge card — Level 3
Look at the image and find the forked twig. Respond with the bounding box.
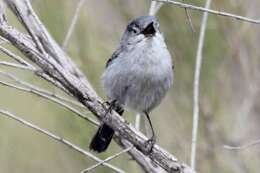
[80,147,133,173]
[156,0,260,24]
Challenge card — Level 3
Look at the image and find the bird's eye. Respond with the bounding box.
[127,23,139,34]
[131,27,138,34]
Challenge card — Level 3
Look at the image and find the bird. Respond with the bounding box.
[89,15,174,153]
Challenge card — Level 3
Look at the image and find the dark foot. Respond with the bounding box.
[143,111,156,154]
[102,101,110,107]
[143,138,156,155]
[101,101,110,114]
[102,100,117,117]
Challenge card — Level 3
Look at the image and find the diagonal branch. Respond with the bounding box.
[80,147,133,173]
[0,1,194,172]
[0,70,98,125]
[115,137,167,173]
[0,44,35,68]
[0,61,35,70]
[0,67,84,108]
[62,0,86,50]
[5,0,90,83]
[0,18,70,93]
[0,108,125,173]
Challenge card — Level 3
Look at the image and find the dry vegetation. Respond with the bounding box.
[0,0,260,173]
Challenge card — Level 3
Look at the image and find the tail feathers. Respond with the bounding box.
[89,104,124,153]
[89,123,114,153]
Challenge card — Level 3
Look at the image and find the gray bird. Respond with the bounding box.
[89,15,174,153]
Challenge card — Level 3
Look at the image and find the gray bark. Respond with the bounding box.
[0,0,194,172]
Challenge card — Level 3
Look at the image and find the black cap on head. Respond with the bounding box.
[127,15,158,37]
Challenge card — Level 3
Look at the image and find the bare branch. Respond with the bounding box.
[0,79,98,125]
[0,36,9,44]
[80,147,133,173]
[156,0,260,24]
[224,139,260,150]
[62,0,86,50]
[182,0,195,33]
[0,108,124,173]
[191,0,211,170]
[116,138,167,173]
[0,45,35,68]
[0,20,81,95]
[5,0,94,88]
[135,113,141,130]
[0,1,194,172]
[0,61,35,71]
[0,10,169,173]
[2,68,85,108]
[149,1,164,16]
[36,71,71,95]
[0,70,98,125]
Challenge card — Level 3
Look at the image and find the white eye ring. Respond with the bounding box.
[131,27,139,34]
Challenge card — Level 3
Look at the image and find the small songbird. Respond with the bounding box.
[89,15,174,153]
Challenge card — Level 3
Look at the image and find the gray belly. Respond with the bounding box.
[102,67,173,113]
[124,76,170,113]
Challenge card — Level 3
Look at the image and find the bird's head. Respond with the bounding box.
[121,15,162,46]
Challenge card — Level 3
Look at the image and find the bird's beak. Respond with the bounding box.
[141,22,156,37]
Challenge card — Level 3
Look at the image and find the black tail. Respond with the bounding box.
[89,123,115,152]
[89,104,124,153]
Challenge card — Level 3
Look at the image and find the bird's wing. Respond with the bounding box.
[105,48,121,68]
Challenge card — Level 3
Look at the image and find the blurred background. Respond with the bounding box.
[1,0,260,172]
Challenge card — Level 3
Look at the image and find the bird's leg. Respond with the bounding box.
[102,99,124,118]
[143,111,156,154]
[103,100,117,117]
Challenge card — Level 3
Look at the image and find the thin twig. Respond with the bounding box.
[182,0,195,33]
[0,1,195,172]
[0,79,98,125]
[21,1,48,56]
[0,61,35,71]
[0,108,124,173]
[0,66,93,117]
[135,113,141,131]
[0,69,84,108]
[156,0,260,24]
[6,0,91,83]
[149,1,164,16]
[0,39,6,44]
[191,0,211,170]
[0,45,35,68]
[0,36,8,44]
[62,0,86,49]
[0,71,98,125]
[80,147,133,173]
[224,138,260,150]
